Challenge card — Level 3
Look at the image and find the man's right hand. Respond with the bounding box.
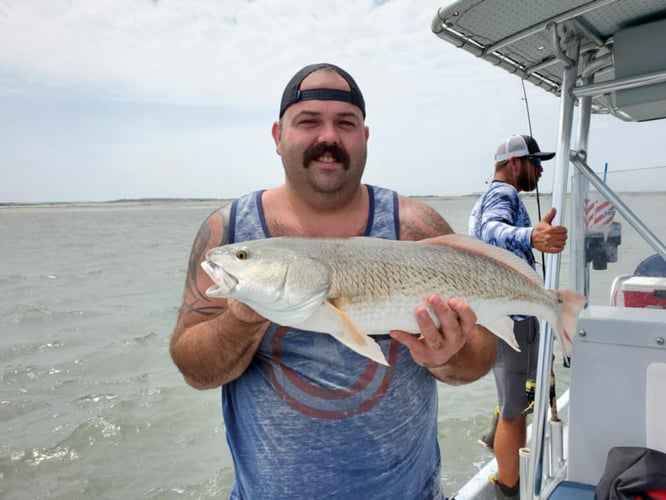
[531,207,567,254]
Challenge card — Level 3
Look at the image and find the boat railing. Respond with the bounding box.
[569,151,666,261]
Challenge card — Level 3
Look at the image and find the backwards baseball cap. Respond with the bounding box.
[279,63,366,118]
[494,135,556,163]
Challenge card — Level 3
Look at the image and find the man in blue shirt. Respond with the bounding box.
[171,63,497,499]
[468,135,568,499]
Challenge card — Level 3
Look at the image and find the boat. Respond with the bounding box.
[430,1,666,498]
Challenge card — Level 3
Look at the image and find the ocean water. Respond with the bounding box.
[1,193,664,499]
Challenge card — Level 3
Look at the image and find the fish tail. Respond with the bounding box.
[553,290,586,358]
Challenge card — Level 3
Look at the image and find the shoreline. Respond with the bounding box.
[0,191,661,211]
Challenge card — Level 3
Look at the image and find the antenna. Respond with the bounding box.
[521,79,546,278]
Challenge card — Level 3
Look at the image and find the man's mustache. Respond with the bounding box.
[303,143,350,169]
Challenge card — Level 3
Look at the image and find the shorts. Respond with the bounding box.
[492,316,540,419]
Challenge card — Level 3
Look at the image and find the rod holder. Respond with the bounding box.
[549,419,564,474]
[520,447,532,499]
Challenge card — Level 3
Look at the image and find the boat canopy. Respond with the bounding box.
[432,0,666,121]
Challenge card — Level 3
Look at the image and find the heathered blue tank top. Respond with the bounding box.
[223,185,443,499]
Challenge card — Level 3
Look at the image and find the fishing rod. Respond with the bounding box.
[521,79,547,279]
[521,79,560,426]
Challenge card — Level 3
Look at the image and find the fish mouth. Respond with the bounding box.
[201,260,238,297]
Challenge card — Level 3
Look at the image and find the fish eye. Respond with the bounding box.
[235,250,248,260]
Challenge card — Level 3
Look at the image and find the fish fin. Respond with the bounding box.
[552,290,586,358]
[325,300,389,366]
[422,234,544,287]
[481,317,521,352]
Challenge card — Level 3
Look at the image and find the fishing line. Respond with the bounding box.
[521,79,546,279]
[593,165,665,174]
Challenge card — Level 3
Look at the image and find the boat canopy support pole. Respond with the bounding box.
[527,21,581,500]
[572,63,594,300]
[573,68,666,98]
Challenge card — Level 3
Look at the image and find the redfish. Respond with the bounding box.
[201,235,585,366]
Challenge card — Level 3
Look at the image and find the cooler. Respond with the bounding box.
[622,276,666,309]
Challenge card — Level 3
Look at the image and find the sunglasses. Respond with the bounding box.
[527,155,542,168]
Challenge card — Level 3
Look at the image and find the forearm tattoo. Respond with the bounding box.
[182,206,230,318]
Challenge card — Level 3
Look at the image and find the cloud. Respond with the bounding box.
[1,1,431,104]
[0,0,664,202]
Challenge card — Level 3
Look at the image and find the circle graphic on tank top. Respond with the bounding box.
[264,326,398,419]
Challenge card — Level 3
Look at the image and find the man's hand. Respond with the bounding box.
[531,207,567,254]
[228,299,268,325]
[389,295,476,369]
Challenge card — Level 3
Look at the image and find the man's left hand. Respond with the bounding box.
[390,295,477,369]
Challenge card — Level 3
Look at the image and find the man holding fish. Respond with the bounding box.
[469,134,569,500]
[170,63,498,499]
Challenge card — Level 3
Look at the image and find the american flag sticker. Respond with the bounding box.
[585,195,616,232]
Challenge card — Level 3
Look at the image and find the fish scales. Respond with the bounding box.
[314,239,553,310]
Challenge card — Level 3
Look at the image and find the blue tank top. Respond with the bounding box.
[222,185,443,499]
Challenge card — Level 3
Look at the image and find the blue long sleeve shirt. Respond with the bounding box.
[469,181,538,323]
[468,181,536,269]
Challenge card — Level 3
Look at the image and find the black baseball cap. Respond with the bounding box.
[279,63,366,119]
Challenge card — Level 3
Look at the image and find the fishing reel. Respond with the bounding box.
[522,379,537,416]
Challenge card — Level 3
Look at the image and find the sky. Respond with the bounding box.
[1,0,665,203]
